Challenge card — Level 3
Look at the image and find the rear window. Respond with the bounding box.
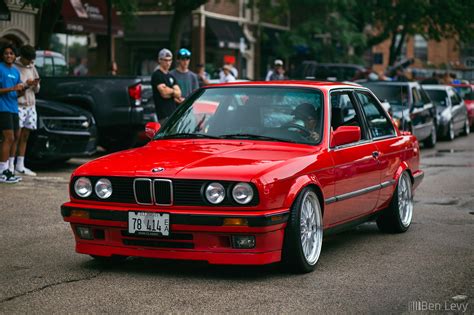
[425,90,448,107]
[364,84,409,108]
[35,54,68,76]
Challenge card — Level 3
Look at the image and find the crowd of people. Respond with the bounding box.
[0,44,40,184]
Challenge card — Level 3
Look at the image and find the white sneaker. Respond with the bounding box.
[15,167,37,176]
[0,170,20,184]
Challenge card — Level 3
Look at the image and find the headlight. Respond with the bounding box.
[232,183,254,204]
[95,178,112,199]
[74,177,92,198]
[205,182,225,204]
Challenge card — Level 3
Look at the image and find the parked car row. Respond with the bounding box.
[360,81,470,148]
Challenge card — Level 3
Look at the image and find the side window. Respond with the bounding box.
[42,57,53,76]
[330,92,367,141]
[449,88,461,105]
[412,87,422,106]
[356,92,396,139]
[53,57,68,76]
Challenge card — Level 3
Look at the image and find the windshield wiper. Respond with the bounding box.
[219,133,297,143]
[160,133,221,139]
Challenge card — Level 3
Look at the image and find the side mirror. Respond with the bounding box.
[145,122,161,139]
[331,126,361,147]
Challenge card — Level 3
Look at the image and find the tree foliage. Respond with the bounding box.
[20,0,138,50]
[347,0,474,65]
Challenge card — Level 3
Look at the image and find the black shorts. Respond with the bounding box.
[0,112,20,131]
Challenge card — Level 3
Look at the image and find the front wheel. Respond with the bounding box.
[377,172,413,233]
[282,188,323,273]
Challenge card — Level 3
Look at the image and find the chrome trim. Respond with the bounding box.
[381,180,396,188]
[324,180,394,204]
[153,179,173,206]
[133,178,153,205]
[40,115,92,136]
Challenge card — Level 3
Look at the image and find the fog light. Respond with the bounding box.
[231,235,256,249]
[77,226,93,240]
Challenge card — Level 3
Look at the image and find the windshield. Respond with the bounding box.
[424,90,448,107]
[156,87,324,145]
[364,84,409,109]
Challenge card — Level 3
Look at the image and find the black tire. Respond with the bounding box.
[377,172,413,233]
[90,255,128,264]
[462,117,470,136]
[423,122,437,148]
[282,187,323,273]
[445,120,455,141]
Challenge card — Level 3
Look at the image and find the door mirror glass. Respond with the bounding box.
[145,122,161,139]
[331,126,361,147]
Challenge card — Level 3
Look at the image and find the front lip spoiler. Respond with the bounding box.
[61,205,289,227]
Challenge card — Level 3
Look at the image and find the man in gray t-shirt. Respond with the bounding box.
[170,48,199,99]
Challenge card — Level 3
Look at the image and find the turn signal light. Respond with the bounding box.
[223,218,248,226]
[71,209,89,219]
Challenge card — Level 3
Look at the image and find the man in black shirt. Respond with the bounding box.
[151,48,182,123]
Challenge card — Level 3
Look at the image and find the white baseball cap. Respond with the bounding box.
[158,48,173,59]
[274,59,283,66]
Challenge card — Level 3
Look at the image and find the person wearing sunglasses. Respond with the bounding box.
[170,48,199,101]
[151,48,182,123]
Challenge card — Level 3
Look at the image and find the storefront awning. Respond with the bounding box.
[206,18,248,50]
[0,0,11,21]
[57,0,122,35]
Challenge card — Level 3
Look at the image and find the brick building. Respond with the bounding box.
[117,0,289,80]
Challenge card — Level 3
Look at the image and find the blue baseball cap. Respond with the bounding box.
[177,48,191,58]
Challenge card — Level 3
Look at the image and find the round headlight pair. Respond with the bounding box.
[204,182,254,205]
[74,177,112,199]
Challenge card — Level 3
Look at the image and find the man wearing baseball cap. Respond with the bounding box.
[266,59,288,81]
[170,48,199,99]
[151,48,182,122]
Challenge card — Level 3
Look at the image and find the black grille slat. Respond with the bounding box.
[134,179,152,204]
[154,180,172,205]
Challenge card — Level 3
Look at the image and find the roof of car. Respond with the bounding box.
[208,80,366,90]
[422,84,451,90]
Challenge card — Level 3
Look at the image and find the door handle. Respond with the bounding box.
[372,151,380,159]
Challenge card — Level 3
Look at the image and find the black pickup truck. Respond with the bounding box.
[35,51,156,151]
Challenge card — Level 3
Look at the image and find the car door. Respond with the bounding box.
[354,91,401,210]
[410,86,432,141]
[328,90,380,224]
[448,88,466,131]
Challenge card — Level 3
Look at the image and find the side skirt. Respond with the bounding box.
[323,212,382,236]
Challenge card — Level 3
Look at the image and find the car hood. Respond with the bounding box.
[74,139,320,181]
[36,99,92,117]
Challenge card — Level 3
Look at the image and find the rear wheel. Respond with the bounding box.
[423,122,437,148]
[462,117,470,136]
[377,172,413,233]
[446,120,455,141]
[282,188,323,273]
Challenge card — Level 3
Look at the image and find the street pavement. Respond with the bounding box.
[0,134,472,314]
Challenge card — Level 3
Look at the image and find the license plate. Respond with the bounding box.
[128,211,170,236]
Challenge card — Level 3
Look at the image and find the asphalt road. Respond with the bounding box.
[0,135,473,314]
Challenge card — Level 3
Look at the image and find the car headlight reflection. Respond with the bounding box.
[95,178,113,199]
[74,177,92,198]
[205,182,225,204]
[232,183,254,204]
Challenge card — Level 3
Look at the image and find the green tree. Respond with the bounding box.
[348,0,474,66]
[21,0,137,50]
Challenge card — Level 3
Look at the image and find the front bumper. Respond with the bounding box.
[61,203,289,265]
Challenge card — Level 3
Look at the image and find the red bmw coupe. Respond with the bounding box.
[62,81,424,273]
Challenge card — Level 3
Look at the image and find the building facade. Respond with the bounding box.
[0,0,38,47]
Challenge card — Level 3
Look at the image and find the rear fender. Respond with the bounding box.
[394,161,412,184]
